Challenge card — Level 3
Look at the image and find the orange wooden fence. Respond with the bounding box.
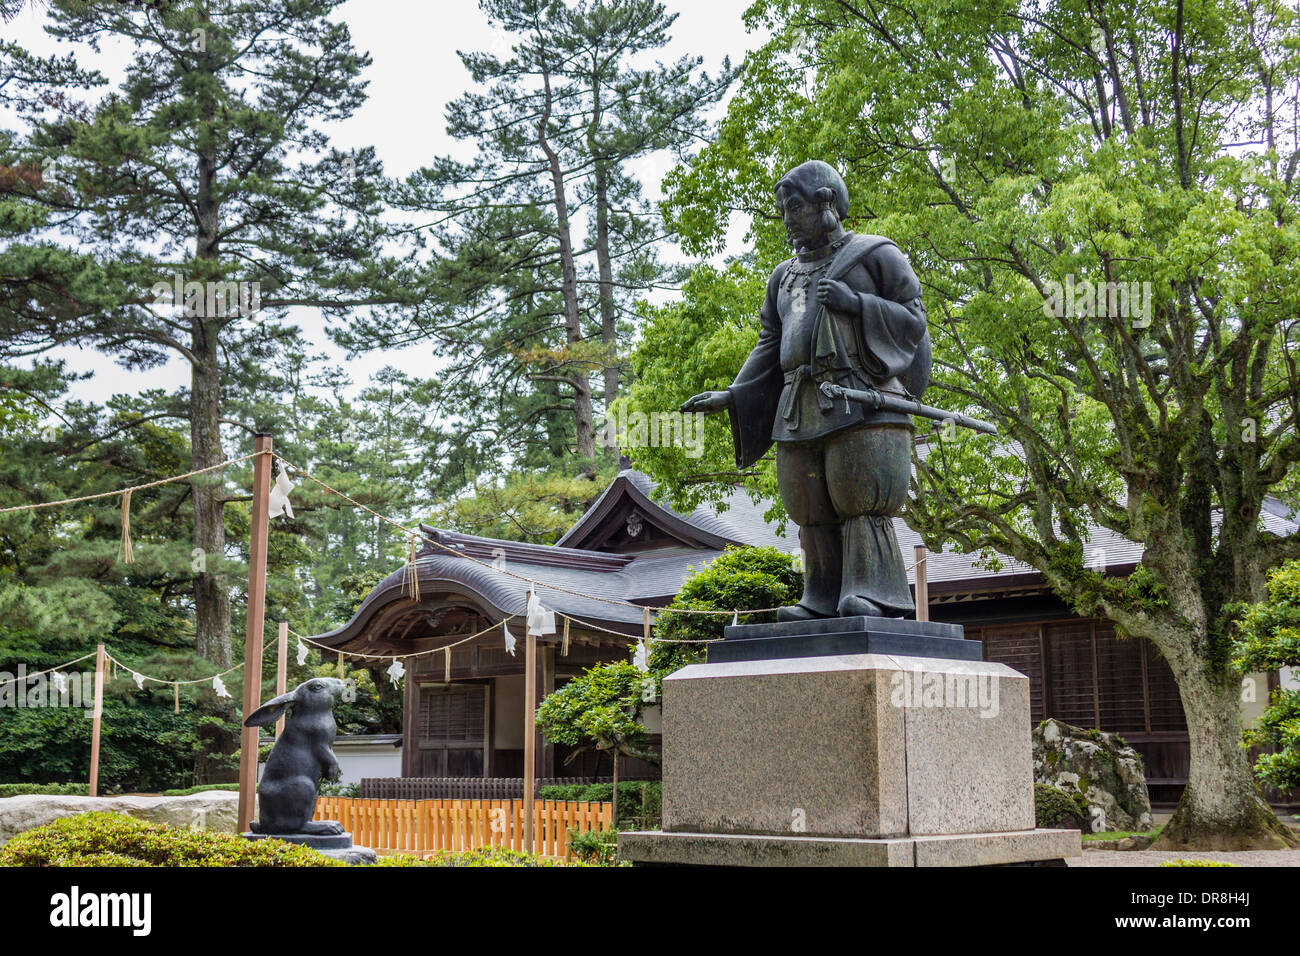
[313,796,613,860]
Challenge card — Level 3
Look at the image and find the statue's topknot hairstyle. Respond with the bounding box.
[774,160,850,223]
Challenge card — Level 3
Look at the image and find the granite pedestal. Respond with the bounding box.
[618,618,1081,867]
[242,826,378,865]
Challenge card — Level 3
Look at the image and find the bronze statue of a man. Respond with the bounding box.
[682,160,930,621]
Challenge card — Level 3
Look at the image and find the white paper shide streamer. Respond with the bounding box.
[268,467,296,519]
[132,671,145,690]
[212,675,231,699]
[502,621,517,656]
[633,640,650,673]
[296,639,309,667]
[525,587,556,637]
[386,657,405,685]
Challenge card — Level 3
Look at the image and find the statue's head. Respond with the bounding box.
[775,160,849,255]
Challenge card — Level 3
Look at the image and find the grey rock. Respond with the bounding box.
[1032,717,1152,833]
[0,792,238,845]
[317,845,378,865]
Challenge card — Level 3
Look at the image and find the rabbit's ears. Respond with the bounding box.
[244,689,296,728]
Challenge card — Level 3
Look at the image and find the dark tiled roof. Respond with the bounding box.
[310,465,1299,645]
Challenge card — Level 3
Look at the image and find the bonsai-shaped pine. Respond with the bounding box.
[535,660,656,820]
[647,544,803,679]
[1232,560,1300,793]
[536,545,802,816]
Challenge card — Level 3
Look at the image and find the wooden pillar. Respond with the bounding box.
[274,620,288,738]
[539,643,555,777]
[914,546,929,622]
[522,627,536,851]
[401,666,418,776]
[88,643,105,796]
[237,433,273,834]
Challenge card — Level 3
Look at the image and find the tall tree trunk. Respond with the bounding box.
[611,747,619,826]
[538,56,595,458]
[587,82,620,429]
[593,167,617,408]
[591,163,618,467]
[1151,641,1298,849]
[191,63,231,667]
[190,334,231,667]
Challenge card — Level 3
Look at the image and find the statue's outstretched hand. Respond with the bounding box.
[817,278,857,313]
[680,390,732,414]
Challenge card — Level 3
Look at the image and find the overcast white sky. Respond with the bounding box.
[0,0,763,407]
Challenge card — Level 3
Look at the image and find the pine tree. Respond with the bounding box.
[335,0,731,475]
[0,1,415,664]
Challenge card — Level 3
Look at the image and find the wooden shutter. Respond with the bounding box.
[1044,621,1097,726]
[982,624,1044,723]
[417,685,486,777]
[419,685,485,745]
[1143,643,1187,733]
[1094,624,1147,733]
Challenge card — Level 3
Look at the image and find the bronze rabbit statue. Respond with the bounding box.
[243,677,347,835]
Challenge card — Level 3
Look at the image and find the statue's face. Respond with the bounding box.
[778,185,828,253]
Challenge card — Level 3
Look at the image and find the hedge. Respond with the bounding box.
[0,813,339,867]
[0,782,91,798]
[0,812,593,867]
[537,780,661,828]
[160,783,240,796]
[377,848,583,867]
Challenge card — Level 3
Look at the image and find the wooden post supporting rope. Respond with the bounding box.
[523,623,537,853]
[88,643,105,796]
[237,434,274,834]
[275,620,289,738]
[914,545,930,623]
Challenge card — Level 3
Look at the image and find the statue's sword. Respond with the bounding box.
[819,381,998,435]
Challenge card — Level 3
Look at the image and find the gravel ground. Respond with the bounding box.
[1069,848,1300,867]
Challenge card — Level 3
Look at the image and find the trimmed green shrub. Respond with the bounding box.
[0,782,91,798]
[568,826,621,865]
[648,545,802,675]
[1034,783,1090,831]
[0,812,595,868]
[1159,859,1239,867]
[538,780,661,828]
[0,812,341,867]
[319,781,360,798]
[376,848,584,867]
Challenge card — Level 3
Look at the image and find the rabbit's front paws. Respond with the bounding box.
[302,820,346,836]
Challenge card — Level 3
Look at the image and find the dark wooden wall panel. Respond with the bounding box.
[1044,621,1096,727]
[1144,645,1187,733]
[981,624,1045,723]
[1095,624,1147,734]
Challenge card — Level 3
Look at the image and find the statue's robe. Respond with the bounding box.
[725,232,929,617]
[726,233,930,470]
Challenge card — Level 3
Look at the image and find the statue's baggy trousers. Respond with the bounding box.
[777,424,915,617]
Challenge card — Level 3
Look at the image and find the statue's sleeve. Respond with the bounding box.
[854,242,927,382]
[725,264,786,470]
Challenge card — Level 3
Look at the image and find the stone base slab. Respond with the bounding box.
[242,827,377,864]
[618,828,1081,867]
[242,828,354,850]
[715,616,980,663]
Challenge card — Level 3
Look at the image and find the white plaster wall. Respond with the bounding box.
[334,746,402,785]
